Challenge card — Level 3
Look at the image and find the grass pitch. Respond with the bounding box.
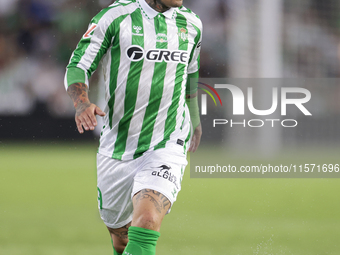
[1,142,340,255]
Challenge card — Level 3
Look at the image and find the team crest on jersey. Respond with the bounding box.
[178,27,188,42]
[133,25,143,36]
[156,33,168,43]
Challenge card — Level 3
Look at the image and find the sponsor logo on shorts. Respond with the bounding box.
[152,165,179,189]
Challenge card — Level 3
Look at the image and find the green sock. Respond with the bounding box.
[111,239,122,255]
[123,226,160,255]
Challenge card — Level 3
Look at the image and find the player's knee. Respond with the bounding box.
[133,212,160,231]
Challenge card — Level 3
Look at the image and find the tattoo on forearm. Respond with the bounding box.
[145,0,170,12]
[67,82,91,116]
[108,223,131,239]
[135,189,171,213]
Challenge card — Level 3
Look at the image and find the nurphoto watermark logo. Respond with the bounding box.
[190,78,340,179]
[197,82,312,128]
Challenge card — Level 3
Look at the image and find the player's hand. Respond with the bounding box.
[189,123,202,153]
[75,102,105,134]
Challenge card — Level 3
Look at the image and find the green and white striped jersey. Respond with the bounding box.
[64,0,202,160]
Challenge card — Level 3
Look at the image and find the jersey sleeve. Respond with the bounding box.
[185,71,199,95]
[64,9,115,90]
[187,21,203,75]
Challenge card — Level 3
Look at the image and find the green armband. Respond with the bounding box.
[186,71,199,95]
[186,97,200,130]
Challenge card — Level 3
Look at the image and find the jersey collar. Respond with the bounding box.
[137,0,176,19]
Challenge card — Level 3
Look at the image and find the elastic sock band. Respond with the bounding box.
[123,226,160,255]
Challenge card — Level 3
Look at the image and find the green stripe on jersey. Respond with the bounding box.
[133,14,168,159]
[188,23,201,67]
[154,12,189,150]
[108,14,130,129]
[67,7,113,71]
[180,109,185,130]
[113,8,144,160]
[189,24,201,63]
[86,30,112,78]
[183,124,191,153]
[66,2,138,90]
[88,2,137,77]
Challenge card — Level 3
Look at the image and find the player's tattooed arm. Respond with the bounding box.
[145,0,170,13]
[67,82,105,134]
[67,82,91,114]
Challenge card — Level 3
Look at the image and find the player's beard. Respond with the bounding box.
[155,0,169,10]
[155,0,183,9]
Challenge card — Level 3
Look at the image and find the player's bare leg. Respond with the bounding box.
[107,222,131,254]
[122,189,171,255]
[132,189,170,231]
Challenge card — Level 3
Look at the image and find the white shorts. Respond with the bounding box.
[97,147,188,229]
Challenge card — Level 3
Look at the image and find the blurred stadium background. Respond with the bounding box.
[1,0,340,254]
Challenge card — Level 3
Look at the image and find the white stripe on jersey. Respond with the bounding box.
[149,18,179,147]
[166,19,198,148]
[122,18,156,160]
[101,44,113,103]
[77,5,138,79]
[64,70,68,90]
[180,11,202,74]
[187,22,201,73]
[100,15,133,155]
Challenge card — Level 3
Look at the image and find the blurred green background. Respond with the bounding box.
[1,142,339,255]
